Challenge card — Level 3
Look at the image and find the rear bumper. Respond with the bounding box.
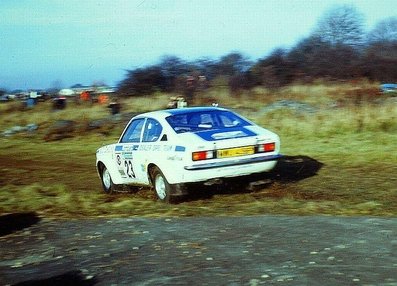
[184,154,282,171]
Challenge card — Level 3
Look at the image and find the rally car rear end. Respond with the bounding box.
[171,127,281,184]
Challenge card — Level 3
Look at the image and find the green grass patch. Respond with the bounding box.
[0,82,396,218]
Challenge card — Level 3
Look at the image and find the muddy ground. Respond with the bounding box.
[0,213,396,286]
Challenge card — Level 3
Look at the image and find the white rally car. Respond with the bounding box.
[96,107,281,202]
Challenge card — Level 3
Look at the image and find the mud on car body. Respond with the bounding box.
[96,107,281,202]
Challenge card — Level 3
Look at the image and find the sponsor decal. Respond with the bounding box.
[152,145,161,151]
[196,127,256,141]
[123,152,133,159]
[118,144,171,152]
[123,145,139,151]
[139,145,152,151]
[163,145,173,151]
[167,155,183,161]
[139,144,163,151]
[212,130,247,140]
[175,145,186,152]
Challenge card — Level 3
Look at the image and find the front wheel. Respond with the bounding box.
[100,165,117,194]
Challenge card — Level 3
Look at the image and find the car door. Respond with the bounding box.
[134,118,164,184]
[114,118,145,184]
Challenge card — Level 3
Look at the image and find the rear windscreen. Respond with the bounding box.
[166,110,251,134]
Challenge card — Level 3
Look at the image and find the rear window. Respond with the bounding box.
[166,110,251,133]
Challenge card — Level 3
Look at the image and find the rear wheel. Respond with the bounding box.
[150,167,188,203]
[151,167,173,203]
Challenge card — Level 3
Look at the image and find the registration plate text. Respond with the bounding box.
[217,146,255,158]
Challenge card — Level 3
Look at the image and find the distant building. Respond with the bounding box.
[69,84,116,96]
[94,85,116,94]
[59,88,75,97]
[29,91,40,99]
[70,84,92,94]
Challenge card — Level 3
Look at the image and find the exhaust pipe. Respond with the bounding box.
[204,178,223,186]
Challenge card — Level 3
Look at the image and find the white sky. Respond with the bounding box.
[1,0,396,90]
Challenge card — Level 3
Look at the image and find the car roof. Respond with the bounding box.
[381,83,397,88]
[138,106,230,119]
[166,106,229,115]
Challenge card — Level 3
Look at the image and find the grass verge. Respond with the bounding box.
[0,83,396,218]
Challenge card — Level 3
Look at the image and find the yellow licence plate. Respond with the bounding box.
[217,146,255,158]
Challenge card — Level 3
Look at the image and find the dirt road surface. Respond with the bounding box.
[1,215,396,285]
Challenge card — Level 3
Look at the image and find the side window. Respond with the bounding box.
[142,119,162,142]
[219,114,236,127]
[120,118,145,143]
[188,113,213,126]
[218,111,249,127]
[199,114,214,125]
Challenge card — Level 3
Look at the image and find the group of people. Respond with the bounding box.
[51,91,121,115]
[79,91,109,104]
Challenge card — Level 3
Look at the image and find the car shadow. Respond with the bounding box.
[12,270,97,286]
[185,155,324,201]
[0,212,41,237]
[267,155,324,184]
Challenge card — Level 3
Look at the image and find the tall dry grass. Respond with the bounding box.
[1,82,395,148]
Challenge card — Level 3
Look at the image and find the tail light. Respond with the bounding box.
[192,150,215,161]
[257,142,275,153]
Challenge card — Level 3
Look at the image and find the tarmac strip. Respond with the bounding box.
[0,215,396,285]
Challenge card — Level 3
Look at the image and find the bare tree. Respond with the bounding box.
[215,52,251,77]
[118,66,165,96]
[367,17,397,43]
[251,48,294,88]
[313,5,365,48]
[362,17,397,82]
[158,55,187,92]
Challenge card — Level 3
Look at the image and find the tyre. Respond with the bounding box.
[150,166,174,203]
[100,165,117,194]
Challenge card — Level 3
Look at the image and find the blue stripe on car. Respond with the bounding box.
[115,145,123,151]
